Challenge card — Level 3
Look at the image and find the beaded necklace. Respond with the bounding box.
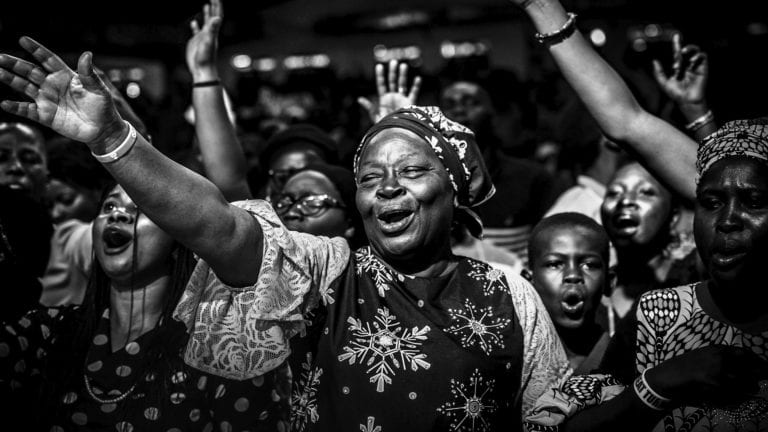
[83,374,136,404]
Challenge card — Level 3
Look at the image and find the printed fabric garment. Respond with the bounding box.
[173,199,571,432]
[635,284,768,431]
[525,283,768,431]
[0,305,290,431]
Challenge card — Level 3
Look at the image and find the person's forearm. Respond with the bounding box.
[520,0,698,203]
[560,388,665,432]
[192,66,252,201]
[91,122,261,285]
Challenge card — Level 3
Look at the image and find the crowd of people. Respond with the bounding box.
[0,0,766,430]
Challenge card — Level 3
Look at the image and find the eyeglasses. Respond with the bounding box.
[273,193,346,217]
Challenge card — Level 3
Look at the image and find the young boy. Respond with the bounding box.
[527,212,614,373]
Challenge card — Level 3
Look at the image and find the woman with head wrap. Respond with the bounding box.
[0,39,569,431]
[501,0,768,430]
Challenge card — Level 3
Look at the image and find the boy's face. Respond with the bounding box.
[531,226,608,330]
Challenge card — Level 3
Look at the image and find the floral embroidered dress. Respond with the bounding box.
[526,283,768,431]
[0,305,290,431]
[174,200,571,431]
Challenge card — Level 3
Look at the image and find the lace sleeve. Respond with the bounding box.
[173,199,350,380]
[500,270,572,417]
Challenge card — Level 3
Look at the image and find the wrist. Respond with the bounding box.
[679,101,709,121]
[193,68,219,83]
[90,119,130,154]
[521,0,570,33]
[634,368,674,411]
[643,366,676,401]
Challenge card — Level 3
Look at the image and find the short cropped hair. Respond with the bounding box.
[528,212,610,266]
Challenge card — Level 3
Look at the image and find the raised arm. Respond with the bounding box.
[0,36,261,286]
[357,59,422,124]
[652,34,717,142]
[513,0,698,203]
[187,0,252,201]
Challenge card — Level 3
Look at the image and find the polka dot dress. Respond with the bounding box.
[0,306,290,431]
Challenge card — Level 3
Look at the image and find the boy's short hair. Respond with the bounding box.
[529,212,610,266]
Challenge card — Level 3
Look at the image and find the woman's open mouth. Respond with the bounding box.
[611,212,640,237]
[102,226,133,255]
[376,208,415,235]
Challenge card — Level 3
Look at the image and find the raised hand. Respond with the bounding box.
[652,33,708,107]
[187,0,223,81]
[0,36,123,146]
[358,59,422,123]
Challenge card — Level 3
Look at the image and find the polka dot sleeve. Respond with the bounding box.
[0,307,70,393]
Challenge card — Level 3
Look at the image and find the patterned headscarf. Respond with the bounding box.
[697,118,768,182]
[353,106,495,238]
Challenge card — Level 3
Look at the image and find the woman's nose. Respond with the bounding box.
[376,176,405,200]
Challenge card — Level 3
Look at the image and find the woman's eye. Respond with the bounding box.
[698,197,721,210]
[746,195,768,209]
[640,188,657,197]
[358,173,380,184]
[544,261,562,269]
[101,202,115,213]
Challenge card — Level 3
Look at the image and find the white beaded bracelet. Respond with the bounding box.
[633,369,672,411]
[685,110,714,132]
[91,121,138,164]
[535,13,578,45]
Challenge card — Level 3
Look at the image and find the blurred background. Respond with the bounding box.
[1,0,767,165]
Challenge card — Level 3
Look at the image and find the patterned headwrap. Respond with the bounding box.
[697,118,768,182]
[353,106,495,238]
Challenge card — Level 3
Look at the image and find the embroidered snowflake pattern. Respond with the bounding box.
[291,353,323,431]
[355,247,404,298]
[444,299,510,355]
[338,307,431,392]
[437,369,497,432]
[360,416,382,432]
[467,261,508,296]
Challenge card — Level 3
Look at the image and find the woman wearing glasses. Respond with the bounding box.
[273,162,366,249]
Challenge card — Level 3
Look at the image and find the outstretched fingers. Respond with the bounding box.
[75,51,105,91]
[19,36,70,74]
[0,55,46,86]
[408,76,422,100]
[375,63,387,96]
[0,67,39,99]
[0,100,39,122]
[652,59,669,85]
[397,62,408,93]
[387,59,398,92]
[211,0,223,19]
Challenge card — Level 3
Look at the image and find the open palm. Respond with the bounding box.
[0,36,119,144]
[186,0,223,74]
[358,59,422,123]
